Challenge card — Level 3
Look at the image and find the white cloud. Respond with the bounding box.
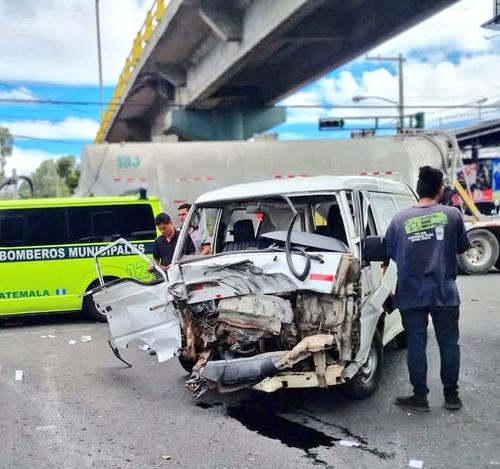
[4,147,63,176]
[0,86,38,101]
[279,0,500,131]
[372,0,498,57]
[285,54,500,128]
[279,131,309,140]
[0,0,496,90]
[0,0,150,85]
[1,117,99,141]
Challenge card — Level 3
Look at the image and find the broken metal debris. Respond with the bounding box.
[409,460,424,468]
[339,440,360,447]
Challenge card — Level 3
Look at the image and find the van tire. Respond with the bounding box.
[458,229,499,275]
[178,354,196,373]
[345,330,383,400]
[83,295,107,322]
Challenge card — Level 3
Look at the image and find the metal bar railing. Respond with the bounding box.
[94,0,168,143]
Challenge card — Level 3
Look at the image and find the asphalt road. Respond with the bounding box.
[1,273,499,469]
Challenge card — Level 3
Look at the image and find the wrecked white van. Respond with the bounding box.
[92,176,414,398]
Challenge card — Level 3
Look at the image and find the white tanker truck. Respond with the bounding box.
[76,131,500,274]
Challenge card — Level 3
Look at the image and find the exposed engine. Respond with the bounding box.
[180,255,361,397]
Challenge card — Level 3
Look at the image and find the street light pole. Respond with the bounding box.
[397,53,404,132]
[365,54,406,131]
[351,95,399,133]
[95,0,104,119]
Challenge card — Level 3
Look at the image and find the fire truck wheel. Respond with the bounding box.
[83,294,107,322]
[495,254,500,271]
[458,229,499,275]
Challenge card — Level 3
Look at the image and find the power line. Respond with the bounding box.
[0,81,99,117]
[1,97,500,110]
[11,134,89,145]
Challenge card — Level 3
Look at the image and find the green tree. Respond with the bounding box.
[56,155,80,194]
[18,155,80,198]
[0,126,14,181]
[20,159,70,198]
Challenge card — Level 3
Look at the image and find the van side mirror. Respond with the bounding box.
[491,200,500,216]
[363,236,389,264]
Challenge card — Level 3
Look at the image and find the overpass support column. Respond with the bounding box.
[151,107,286,140]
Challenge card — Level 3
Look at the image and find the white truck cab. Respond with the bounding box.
[93,176,416,398]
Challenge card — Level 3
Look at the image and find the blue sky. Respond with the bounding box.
[0,0,499,175]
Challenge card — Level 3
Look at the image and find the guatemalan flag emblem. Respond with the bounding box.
[55,288,67,295]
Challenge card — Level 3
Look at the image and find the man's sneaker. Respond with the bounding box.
[395,394,430,412]
[444,393,462,411]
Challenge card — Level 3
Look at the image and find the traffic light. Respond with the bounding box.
[319,118,345,130]
[414,112,425,129]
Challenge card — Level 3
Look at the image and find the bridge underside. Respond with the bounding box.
[105,0,457,142]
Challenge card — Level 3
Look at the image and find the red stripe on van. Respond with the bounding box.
[309,273,335,282]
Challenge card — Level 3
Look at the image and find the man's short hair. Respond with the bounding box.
[416,166,444,199]
[155,212,171,225]
[177,203,191,211]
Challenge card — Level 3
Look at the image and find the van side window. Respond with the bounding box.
[0,209,67,247]
[119,205,156,240]
[365,207,377,236]
[92,211,118,239]
[369,194,399,234]
[26,208,67,246]
[394,195,416,212]
[0,216,25,246]
[67,204,155,243]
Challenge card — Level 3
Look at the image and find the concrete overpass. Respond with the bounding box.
[456,118,500,160]
[96,0,457,143]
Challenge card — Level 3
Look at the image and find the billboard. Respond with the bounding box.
[461,158,500,202]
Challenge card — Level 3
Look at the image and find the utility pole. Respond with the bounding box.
[365,54,406,131]
[95,0,104,119]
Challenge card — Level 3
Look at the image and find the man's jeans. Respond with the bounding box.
[401,306,460,396]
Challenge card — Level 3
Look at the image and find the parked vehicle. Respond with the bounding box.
[0,194,161,320]
[77,131,500,274]
[93,175,415,398]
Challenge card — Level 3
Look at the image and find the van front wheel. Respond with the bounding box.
[345,330,383,399]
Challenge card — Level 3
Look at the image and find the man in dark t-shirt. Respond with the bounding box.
[386,166,470,412]
[150,213,195,273]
